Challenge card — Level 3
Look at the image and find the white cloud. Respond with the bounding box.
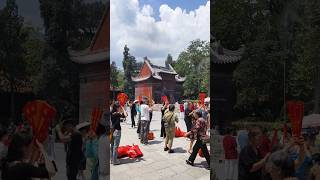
[110,0,210,68]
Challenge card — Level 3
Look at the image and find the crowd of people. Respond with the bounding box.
[221,125,320,180]
[0,96,211,180]
[123,96,211,169]
[0,124,57,180]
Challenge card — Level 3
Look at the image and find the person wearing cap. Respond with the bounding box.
[55,120,84,180]
[140,97,152,145]
[111,102,128,165]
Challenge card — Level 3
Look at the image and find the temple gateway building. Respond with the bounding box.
[132,58,186,103]
[70,7,109,123]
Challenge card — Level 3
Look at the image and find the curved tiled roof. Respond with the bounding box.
[212,41,244,64]
[131,58,186,82]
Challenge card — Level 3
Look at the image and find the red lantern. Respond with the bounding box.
[117,93,128,107]
[23,100,56,143]
[287,101,304,137]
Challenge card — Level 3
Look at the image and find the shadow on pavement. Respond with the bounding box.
[148,140,163,145]
[172,147,187,153]
[119,157,144,164]
[193,161,210,169]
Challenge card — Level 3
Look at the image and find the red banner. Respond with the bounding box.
[23,100,56,143]
[287,101,304,137]
[138,96,142,103]
[117,93,128,107]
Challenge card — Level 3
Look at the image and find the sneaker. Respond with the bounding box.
[110,160,113,164]
[113,160,120,165]
[164,147,169,151]
[168,149,174,153]
[186,160,194,166]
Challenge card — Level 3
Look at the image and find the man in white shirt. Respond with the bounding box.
[140,97,151,145]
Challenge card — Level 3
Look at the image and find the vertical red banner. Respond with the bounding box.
[199,92,206,107]
[287,100,304,137]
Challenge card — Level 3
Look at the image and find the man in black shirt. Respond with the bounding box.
[56,120,83,180]
[238,127,270,180]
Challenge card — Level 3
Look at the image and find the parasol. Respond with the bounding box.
[23,100,56,143]
[117,93,128,107]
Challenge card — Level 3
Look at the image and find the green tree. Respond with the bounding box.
[37,0,105,120]
[174,39,210,99]
[0,0,28,122]
[233,40,284,119]
[212,0,253,50]
[213,0,317,120]
[122,45,136,98]
[117,70,125,91]
[110,61,119,89]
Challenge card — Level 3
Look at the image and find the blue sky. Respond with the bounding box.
[139,0,209,20]
[110,0,210,69]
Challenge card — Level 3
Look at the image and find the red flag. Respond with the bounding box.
[138,96,142,103]
[161,96,168,104]
[287,101,304,137]
[117,93,128,107]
